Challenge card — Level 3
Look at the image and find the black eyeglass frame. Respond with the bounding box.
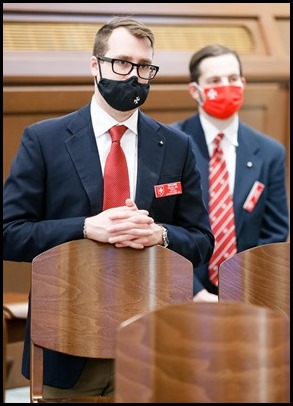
[97,55,159,80]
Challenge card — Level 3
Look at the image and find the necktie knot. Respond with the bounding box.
[109,125,127,143]
[213,133,224,150]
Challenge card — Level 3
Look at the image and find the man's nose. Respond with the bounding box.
[220,77,230,85]
[129,65,139,78]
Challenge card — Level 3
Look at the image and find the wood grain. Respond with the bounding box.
[115,302,290,403]
[30,239,193,402]
[30,239,193,357]
[219,242,290,318]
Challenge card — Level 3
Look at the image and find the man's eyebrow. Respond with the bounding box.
[115,55,153,64]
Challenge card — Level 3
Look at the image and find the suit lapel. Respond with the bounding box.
[65,105,104,213]
[64,107,167,213]
[186,116,264,235]
[234,124,262,232]
[135,113,166,210]
[185,115,210,207]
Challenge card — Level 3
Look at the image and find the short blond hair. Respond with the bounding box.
[92,16,155,57]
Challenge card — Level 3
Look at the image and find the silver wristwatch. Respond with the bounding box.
[161,226,169,248]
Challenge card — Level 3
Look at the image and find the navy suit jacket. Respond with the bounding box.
[172,113,289,294]
[3,104,214,388]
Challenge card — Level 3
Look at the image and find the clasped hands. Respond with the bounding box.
[84,198,162,249]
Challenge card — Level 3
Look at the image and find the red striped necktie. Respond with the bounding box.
[208,133,237,286]
[102,125,130,210]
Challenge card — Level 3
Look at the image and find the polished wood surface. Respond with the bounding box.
[115,302,290,403]
[3,292,28,344]
[30,239,193,402]
[3,293,29,318]
[218,242,290,318]
[3,292,29,390]
[31,240,193,357]
[37,396,113,403]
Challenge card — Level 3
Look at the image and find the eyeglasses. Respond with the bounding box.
[97,56,159,80]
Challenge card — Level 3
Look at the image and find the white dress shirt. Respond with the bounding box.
[90,95,138,200]
[199,114,239,193]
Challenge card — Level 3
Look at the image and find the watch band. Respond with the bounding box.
[161,226,169,248]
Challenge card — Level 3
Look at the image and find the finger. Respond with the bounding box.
[125,198,137,208]
[115,241,145,249]
[108,216,153,228]
[108,230,152,243]
[108,210,150,221]
[107,222,153,233]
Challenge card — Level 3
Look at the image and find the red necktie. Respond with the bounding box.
[208,133,237,286]
[103,125,130,210]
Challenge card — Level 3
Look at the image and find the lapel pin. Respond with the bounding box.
[247,161,253,168]
[159,140,164,146]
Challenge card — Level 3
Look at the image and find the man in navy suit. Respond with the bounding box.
[171,44,289,302]
[3,17,214,397]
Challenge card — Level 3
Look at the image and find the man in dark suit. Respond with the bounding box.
[171,44,289,302]
[3,17,214,397]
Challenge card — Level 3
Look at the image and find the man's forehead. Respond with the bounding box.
[199,54,240,77]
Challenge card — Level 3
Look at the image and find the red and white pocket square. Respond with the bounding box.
[243,181,265,212]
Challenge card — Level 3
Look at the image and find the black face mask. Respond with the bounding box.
[97,76,150,112]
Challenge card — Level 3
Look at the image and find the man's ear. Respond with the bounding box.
[188,82,202,105]
[90,56,99,77]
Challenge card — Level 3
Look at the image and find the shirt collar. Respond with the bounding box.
[90,95,138,137]
[199,113,239,147]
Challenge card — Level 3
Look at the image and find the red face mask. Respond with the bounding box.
[201,85,244,119]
